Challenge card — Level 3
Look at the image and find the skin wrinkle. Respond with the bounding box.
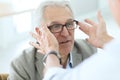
[43,6,75,67]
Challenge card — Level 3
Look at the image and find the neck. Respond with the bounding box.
[61,54,69,68]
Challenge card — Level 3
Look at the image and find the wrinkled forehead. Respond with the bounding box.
[43,6,74,25]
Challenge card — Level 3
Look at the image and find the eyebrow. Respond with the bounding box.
[49,18,74,25]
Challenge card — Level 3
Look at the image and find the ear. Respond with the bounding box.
[35,27,40,35]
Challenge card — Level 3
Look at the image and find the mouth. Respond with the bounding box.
[59,40,71,44]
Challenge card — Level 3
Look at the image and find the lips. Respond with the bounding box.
[59,40,71,44]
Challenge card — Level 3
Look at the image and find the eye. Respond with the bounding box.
[52,24,62,29]
[66,21,74,27]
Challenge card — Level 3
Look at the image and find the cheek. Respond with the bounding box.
[70,30,75,40]
[54,30,75,38]
[72,31,75,37]
[53,33,60,41]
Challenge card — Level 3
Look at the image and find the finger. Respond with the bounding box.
[84,18,97,27]
[86,38,92,44]
[97,11,103,22]
[39,23,51,39]
[78,21,90,35]
[35,27,41,35]
[97,11,106,25]
[29,42,40,49]
[30,32,39,40]
[88,27,96,39]
[97,11,107,33]
[41,24,51,34]
[41,23,56,41]
[37,50,45,54]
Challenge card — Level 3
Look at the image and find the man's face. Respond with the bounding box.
[44,6,74,57]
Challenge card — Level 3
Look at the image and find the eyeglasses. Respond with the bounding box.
[48,20,78,33]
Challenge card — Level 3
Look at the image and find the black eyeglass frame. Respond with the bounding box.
[48,20,78,33]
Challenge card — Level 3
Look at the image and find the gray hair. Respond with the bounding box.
[34,0,74,27]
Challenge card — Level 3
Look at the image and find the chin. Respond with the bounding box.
[59,46,72,56]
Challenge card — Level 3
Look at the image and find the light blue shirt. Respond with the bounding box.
[66,52,73,69]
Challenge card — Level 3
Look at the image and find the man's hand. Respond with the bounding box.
[30,24,61,75]
[78,11,113,48]
[29,23,59,54]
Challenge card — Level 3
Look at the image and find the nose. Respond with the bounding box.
[60,26,69,36]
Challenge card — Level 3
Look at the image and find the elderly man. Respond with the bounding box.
[8,1,97,80]
[34,0,120,80]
